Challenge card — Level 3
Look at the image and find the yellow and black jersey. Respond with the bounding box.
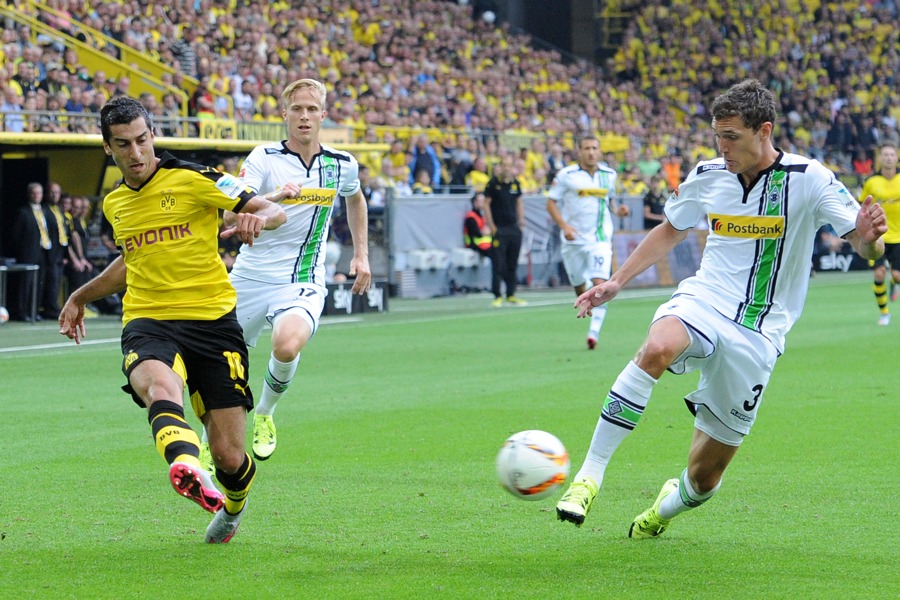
[103,152,257,324]
[861,172,900,244]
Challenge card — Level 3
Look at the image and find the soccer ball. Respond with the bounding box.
[0,306,8,325]
[496,430,570,501]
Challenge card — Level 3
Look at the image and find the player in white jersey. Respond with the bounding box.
[547,136,630,349]
[555,79,886,538]
[201,79,371,466]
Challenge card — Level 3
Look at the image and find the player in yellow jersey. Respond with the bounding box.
[58,97,288,543]
[860,143,900,326]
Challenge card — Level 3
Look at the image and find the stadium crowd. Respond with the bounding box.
[1,0,899,321]
[1,0,898,194]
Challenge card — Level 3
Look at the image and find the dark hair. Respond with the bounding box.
[710,79,777,131]
[100,96,152,142]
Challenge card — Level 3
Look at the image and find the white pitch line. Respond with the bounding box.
[0,317,361,355]
[0,337,121,353]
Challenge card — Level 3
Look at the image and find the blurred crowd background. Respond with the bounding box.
[0,0,897,319]
[2,0,898,197]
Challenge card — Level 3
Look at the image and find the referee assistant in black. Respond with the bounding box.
[484,154,527,306]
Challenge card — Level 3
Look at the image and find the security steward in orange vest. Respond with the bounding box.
[464,191,494,258]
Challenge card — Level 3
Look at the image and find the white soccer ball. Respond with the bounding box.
[496,430,570,501]
[0,306,8,324]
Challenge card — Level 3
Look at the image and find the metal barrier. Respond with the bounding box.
[0,263,40,322]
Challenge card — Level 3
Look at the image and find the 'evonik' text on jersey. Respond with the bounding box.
[103,152,255,324]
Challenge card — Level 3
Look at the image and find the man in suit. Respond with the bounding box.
[42,181,68,319]
[11,182,52,321]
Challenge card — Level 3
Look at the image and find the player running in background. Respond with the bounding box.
[200,78,370,466]
[546,135,630,349]
[58,97,287,543]
[555,79,886,538]
[860,142,900,325]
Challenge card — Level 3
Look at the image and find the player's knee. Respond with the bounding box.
[211,446,245,474]
[634,338,679,376]
[272,338,304,362]
[271,318,311,359]
[142,383,183,405]
[687,467,723,495]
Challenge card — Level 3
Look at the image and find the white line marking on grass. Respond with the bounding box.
[0,317,360,356]
[0,337,121,353]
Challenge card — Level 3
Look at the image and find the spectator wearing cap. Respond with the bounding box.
[38,39,64,73]
[38,62,70,98]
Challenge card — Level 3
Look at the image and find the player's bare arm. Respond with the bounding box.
[265,182,302,202]
[344,188,372,295]
[547,198,576,240]
[221,196,287,246]
[846,196,887,260]
[575,221,689,317]
[220,182,300,226]
[59,255,127,344]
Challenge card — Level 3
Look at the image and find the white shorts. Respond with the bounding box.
[561,242,612,287]
[230,275,326,347]
[652,293,779,442]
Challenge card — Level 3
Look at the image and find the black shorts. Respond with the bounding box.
[873,242,900,269]
[120,309,253,416]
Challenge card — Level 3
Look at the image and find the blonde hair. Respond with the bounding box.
[281,78,327,110]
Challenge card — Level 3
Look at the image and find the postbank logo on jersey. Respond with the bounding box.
[709,214,785,238]
[282,188,337,206]
[577,188,609,198]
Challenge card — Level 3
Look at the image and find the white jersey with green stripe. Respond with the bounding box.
[547,162,618,244]
[666,151,859,352]
[230,141,361,286]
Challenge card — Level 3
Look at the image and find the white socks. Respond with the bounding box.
[588,304,607,340]
[658,468,721,519]
[575,361,657,486]
[255,354,300,416]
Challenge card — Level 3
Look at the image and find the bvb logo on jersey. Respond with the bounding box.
[124,351,139,370]
[160,193,176,211]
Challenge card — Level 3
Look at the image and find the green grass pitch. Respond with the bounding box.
[0,271,895,599]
